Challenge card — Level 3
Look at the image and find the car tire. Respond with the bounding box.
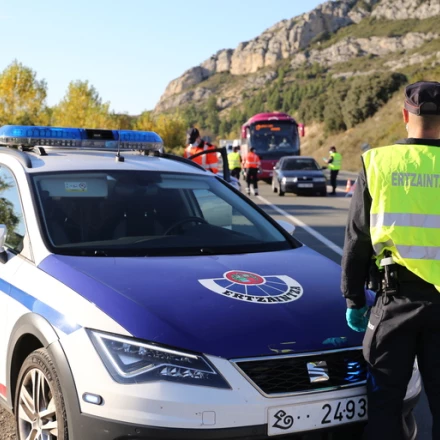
[279,187,285,196]
[15,348,68,440]
[272,179,278,193]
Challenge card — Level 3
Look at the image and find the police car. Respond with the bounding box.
[0,125,420,440]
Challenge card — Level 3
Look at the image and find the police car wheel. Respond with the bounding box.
[15,349,68,440]
[272,179,278,193]
[278,188,285,196]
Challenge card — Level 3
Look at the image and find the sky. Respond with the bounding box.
[0,0,324,115]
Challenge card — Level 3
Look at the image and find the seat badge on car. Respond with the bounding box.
[307,361,330,383]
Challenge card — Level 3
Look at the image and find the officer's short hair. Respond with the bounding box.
[404,81,440,116]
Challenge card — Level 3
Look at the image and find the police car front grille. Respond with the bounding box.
[234,348,366,396]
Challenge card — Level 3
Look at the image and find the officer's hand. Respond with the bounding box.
[346,306,370,332]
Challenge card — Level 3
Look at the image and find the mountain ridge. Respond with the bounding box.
[155,0,440,113]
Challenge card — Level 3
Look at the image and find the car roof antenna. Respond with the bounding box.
[115,139,125,162]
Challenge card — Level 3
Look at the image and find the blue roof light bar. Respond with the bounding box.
[0,125,163,152]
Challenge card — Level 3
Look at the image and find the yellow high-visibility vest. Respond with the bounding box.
[328,152,342,171]
[363,143,440,291]
[228,152,241,169]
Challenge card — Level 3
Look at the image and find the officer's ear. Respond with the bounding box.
[402,108,410,124]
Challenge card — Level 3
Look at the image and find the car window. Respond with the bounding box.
[193,189,259,238]
[32,171,294,256]
[0,166,26,253]
[282,159,320,171]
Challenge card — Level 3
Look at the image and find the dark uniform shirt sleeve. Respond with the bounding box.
[341,166,374,309]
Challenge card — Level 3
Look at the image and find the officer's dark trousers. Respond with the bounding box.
[246,168,258,191]
[330,169,339,193]
[363,275,440,440]
[231,167,241,179]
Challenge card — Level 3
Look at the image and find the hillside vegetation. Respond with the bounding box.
[301,90,407,171]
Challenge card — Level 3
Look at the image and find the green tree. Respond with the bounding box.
[342,73,406,128]
[111,113,136,129]
[135,111,187,150]
[0,60,49,126]
[205,96,220,133]
[267,87,282,111]
[51,80,112,128]
[0,177,20,248]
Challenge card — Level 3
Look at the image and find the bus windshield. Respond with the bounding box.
[249,121,299,154]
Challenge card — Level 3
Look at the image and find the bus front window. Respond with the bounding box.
[249,122,299,154]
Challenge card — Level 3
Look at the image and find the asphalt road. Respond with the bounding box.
[0,171,431,439]
[253,171,431,440]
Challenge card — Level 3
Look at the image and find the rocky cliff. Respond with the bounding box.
[155,0,440,112]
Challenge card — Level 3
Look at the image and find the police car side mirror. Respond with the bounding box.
[277,220,295,235]
[0,225,8,264]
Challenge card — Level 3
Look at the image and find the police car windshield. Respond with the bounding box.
[282,159,319,171]
[32,171,295,256]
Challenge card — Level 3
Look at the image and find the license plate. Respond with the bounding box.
[268,395,367,436]
[297,183,313,188]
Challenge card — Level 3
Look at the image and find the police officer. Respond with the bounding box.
[324,146,342,194]
[185,128,218,173]
[243,147,261,196]
[341,81,440,440]
[228,144,242,179]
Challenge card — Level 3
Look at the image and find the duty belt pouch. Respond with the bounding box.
[380,252,399,303]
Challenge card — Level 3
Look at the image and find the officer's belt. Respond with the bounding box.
[394,264,432,285]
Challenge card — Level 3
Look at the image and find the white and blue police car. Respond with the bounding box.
[0,125,420,440]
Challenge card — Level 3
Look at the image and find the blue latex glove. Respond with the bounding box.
[346,306,370,332]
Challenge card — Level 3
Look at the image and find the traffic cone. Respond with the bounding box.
[345,179,357,197]
[345,179,352,192]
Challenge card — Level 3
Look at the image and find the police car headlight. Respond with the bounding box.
[282,177,297,183]
[88,330,231,388]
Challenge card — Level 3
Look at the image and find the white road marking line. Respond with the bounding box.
[256,195,344,256]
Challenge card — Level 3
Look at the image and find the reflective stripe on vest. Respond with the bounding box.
[371,213,440,229]
[328,152,342,171]
[363,143,440,291]
[189,145,207,168]
[206,145,218,173]
[184,145,192,159]
[244,152,260,168]
[228,152,241,169]
[189,144,218,172]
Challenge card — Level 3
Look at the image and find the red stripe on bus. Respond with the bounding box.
[0,384,6,397]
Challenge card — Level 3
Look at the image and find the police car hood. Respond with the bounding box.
[39,247,362,358]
